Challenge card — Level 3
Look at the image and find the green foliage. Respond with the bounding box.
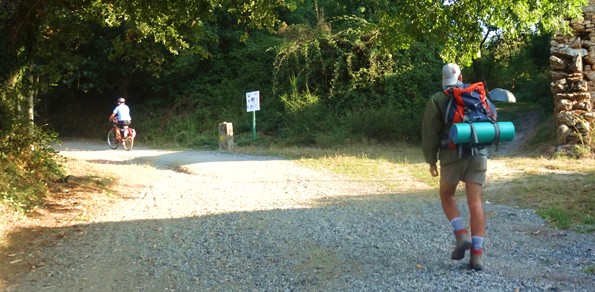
[273,13,442,144]
[0,121,64,212]
[537,207,573,229]
[1,0,295,112]
[273,16,398,114]
[4,0,591,153]
[277,75,335,146]
[77,0,293,61]
[376,0,587,65]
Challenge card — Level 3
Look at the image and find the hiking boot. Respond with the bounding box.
[469,249,484,271]
[451,229,471,260]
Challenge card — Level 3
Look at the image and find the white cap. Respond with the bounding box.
[442,63,461,87]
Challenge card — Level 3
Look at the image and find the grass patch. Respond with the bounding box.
[479,156,594,232]
[237,143,437,192]
[537,208,572,229]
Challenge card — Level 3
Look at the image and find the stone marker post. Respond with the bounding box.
[218,122,234,150]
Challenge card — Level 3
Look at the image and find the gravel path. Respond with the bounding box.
[3,140,594,291]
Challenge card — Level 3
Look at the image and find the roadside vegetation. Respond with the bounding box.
[0,116,64,212]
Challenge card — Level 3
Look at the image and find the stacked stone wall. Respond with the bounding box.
[551,2,595,154]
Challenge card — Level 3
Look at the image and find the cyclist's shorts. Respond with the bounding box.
[118,120,131,128]
[440,154,487,185]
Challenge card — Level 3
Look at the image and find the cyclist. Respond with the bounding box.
[108,97,131,139]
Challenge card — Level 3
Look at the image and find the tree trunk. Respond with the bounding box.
[28,74,37,135]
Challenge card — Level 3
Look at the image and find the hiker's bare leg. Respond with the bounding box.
[466,182,485,237]
[439,180,459,221]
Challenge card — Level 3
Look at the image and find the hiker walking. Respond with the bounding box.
[421,63,487,271]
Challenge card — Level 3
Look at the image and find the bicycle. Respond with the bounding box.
[107,117,136,151]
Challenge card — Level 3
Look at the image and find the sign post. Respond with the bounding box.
[246,91,260,142]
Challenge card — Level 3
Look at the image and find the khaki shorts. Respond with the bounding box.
[440,155,488,185]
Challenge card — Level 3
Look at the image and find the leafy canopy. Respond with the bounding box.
[376,0,587,65]
[1,0,297,84]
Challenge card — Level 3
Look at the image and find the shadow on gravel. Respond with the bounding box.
[2,191,594,291]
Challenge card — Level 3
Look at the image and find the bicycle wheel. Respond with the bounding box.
[122,136,133,151]
[107,128,118,149]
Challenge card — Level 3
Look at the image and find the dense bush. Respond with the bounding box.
[272,16,443,145]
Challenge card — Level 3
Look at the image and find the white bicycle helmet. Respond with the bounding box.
[117,97,125,103]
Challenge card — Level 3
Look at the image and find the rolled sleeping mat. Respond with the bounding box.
[449,122,515,145]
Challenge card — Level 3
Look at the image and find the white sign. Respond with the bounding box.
[246,91,260,112]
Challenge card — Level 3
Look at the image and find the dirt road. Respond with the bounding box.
[1,139,594,291]
[2,140,384,290]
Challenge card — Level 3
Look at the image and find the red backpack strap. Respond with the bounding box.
[447,87,466,124]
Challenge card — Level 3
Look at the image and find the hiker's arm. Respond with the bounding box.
[421,94,443,167]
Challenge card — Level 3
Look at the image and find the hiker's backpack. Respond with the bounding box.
[441,82,499,156]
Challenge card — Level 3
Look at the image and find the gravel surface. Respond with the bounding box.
[4,140,595,291]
